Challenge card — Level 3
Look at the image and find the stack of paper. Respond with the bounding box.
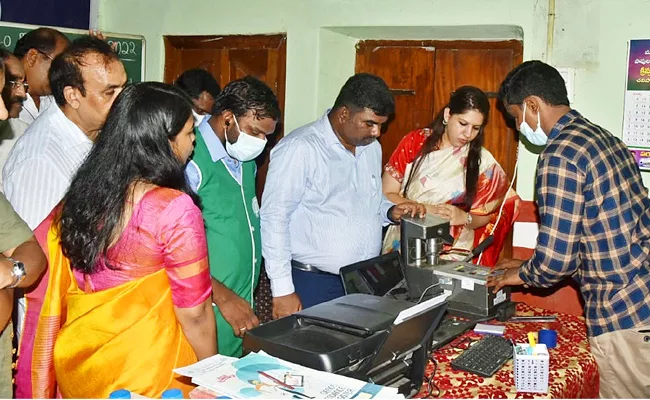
[175,352,403,399]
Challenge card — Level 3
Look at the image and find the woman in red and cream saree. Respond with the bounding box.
[382,87,520,266]
[382,129,519,265]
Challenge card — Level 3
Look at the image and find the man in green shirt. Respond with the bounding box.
[185,76,280,356]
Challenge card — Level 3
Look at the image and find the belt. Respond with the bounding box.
[291,260,337,276]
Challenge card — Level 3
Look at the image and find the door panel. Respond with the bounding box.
[355,45,436,166]
[228,49,269,81]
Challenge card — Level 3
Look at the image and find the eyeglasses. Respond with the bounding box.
[6,81,29,91]
[36,49,54,61]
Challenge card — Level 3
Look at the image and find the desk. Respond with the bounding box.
[416,303,599,398]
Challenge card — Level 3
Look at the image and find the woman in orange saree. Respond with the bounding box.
[382,86,520,266]
[15,82,217,398]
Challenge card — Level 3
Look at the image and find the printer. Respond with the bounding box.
[243,293,448,396]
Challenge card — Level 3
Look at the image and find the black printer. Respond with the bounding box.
[243,293,447,397]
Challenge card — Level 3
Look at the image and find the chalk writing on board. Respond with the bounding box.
[108,40,138,58]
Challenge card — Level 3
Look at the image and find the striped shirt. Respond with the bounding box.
[519,109,650,337]
[260,111,394,297]
[0,118,29,191]
[18,94,55,126]
[2,104,92,229]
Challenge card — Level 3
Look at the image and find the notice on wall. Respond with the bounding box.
[623,40,650,171]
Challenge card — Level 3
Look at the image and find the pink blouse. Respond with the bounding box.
[72,187,211,308]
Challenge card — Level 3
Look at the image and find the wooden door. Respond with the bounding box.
[163,34,287,200]
[164,34,287,323]
[356,40,522,260]
[355,45,435,166]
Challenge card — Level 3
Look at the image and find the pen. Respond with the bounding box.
[257,370,294,389]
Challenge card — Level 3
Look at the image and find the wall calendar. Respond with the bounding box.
[624,39,650,171]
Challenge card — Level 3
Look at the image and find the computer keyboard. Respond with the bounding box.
[451,334,513,377]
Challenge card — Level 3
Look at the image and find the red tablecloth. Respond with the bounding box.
[416,303,599,398]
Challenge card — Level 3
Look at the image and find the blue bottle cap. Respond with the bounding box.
[109,389,132,399]
[161,388,184,399]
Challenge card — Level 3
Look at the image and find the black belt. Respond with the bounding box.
[291,260,337,276]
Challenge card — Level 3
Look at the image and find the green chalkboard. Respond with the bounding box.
[0,21,145,84]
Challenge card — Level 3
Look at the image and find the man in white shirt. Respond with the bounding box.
[261,73,425,318]
[4,36,127,230]
[13,27,70,125]
[0,49,29,191]
[4,36,126,349]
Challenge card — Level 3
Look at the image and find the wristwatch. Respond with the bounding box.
[6,257,26,289]
[465,212,473,227]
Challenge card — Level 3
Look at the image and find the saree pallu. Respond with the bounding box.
[24,224,197,398]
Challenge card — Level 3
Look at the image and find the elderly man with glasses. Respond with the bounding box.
[0,49,29,190]
[12,27,70,125]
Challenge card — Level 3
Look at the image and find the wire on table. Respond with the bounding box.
[424,355,441,397]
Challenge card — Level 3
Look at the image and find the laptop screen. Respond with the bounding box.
[339,252,404,297]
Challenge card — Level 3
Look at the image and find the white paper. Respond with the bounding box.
[188,351,402,399]
[461,278,475,291]
[393,292,449,325]
[173,354,238,378]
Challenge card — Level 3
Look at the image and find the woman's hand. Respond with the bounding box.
[427,204,468,226]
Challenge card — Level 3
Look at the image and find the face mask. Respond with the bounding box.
[225,116,267,161]
[519,103,548,146]
[192,110,206,127]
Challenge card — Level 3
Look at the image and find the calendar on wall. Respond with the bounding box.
[623,39,650,171]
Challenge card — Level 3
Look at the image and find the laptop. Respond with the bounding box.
[339,252,405,297]
[339,251,475,350]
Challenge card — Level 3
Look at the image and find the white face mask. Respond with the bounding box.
[192,109,206,127]
[519,103,548,146]
[225,116,267,161]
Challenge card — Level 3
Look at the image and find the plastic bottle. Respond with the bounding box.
[161,388,184,399]
[109,389,132,399]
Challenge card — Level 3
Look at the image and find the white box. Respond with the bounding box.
[513,343,549,393]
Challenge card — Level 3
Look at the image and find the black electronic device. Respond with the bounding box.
[450,334,513,377]
[340,252,406,297]
[243,293,448,397]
